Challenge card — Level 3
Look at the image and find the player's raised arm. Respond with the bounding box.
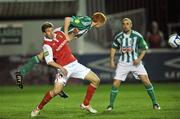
[64,17,71,41]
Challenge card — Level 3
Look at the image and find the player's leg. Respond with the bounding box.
[133,63,160,110]
[15,51,69,99]
[18,52,43,76]
[31,82,64,117]
[139,74,160,110]
[106,62,128,111]
[68,61,99,113]
[107,79,121,111]
[15,52,43,89]
[31,68,69,117]
[80,71,100,113]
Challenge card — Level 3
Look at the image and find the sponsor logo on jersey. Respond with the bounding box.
[56,40,67,51]
[74,19,80,24]
[121,46,133,53]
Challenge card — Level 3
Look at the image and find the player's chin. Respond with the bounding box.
[123,29,130,33]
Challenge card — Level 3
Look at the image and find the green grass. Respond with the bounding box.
[0,83,180,119]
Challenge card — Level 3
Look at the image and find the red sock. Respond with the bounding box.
[38,91,53,110]
[83,84,96,106]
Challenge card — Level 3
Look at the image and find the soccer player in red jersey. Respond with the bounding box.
[14,12,106,98]
[31,13,107,117]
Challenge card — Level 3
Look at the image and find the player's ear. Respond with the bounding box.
[130,23,133,28]
[43,32,46,35]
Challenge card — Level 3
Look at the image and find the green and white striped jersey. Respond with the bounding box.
[112,30,148,63]
[61,16,92,38]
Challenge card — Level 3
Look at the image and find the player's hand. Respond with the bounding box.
[59,67,68,77]
[133,59,140,65]
[65,34,70,41]
[110,61,116,69]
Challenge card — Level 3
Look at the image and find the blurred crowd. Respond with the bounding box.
[146,21,166,48]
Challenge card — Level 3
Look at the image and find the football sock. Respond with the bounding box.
[38,91,53,110]
[19,56,40,76]
[145,84,158,104]
[109,85,118,107]
[83,84,96,106]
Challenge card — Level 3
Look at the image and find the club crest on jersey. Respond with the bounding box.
[74,19,80,24]
[56,34,65,39]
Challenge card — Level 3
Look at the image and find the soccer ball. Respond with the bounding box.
[168,34,180,48]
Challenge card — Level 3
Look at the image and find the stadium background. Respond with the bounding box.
[0,0,180,119]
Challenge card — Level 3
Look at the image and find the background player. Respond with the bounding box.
[31,18,106,117]
[106,18,160,111]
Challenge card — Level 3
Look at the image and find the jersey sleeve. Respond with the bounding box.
[138,35,149,50]
[111,35,120,49]
[43,44,54,64]
[70,16,92,27]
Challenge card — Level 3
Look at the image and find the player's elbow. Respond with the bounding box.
[47,60,54,65]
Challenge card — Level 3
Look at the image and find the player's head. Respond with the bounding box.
[121,18,132,33]
[41,22,54,39]
[92,12,107,28]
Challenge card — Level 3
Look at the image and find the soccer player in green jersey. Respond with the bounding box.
[14,12,106,94]
[106,18,160,111]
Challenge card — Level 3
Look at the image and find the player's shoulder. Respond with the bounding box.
[72,16,92,26]
[72,16,91,21]
[79,16,92,25]
[132,30,143,38]
[53,27,61,32]
[114,32,123,39]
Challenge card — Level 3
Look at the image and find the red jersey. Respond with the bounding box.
[43,30,76,66]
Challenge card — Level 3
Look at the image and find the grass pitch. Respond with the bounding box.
[0,83,180,119]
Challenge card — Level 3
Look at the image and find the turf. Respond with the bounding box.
[0,83,180,119]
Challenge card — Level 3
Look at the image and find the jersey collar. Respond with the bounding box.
[44,36,53,41]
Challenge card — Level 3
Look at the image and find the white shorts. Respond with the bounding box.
[54,60,91,86]
[114,61,147,81]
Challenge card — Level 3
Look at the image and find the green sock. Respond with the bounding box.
[145,84,158,104]
[109,86,119,107]
[19,56,40,76]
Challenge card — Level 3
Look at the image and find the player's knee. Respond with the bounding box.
[140,75,150,85]
[113,80,121,87]
[51,88,61,96]
[91,77,100,87]
[95,77,100,86]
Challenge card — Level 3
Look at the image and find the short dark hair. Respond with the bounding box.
[41,22,54,32]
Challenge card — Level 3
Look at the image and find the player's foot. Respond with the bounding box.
[106,105,113,111]
[31,107,40,117]
[58,90,69,98]
[153,103,161,110]
[15,71,23,89]
[80,103,97,114]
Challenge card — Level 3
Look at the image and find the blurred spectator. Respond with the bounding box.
[146,21,166,48]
